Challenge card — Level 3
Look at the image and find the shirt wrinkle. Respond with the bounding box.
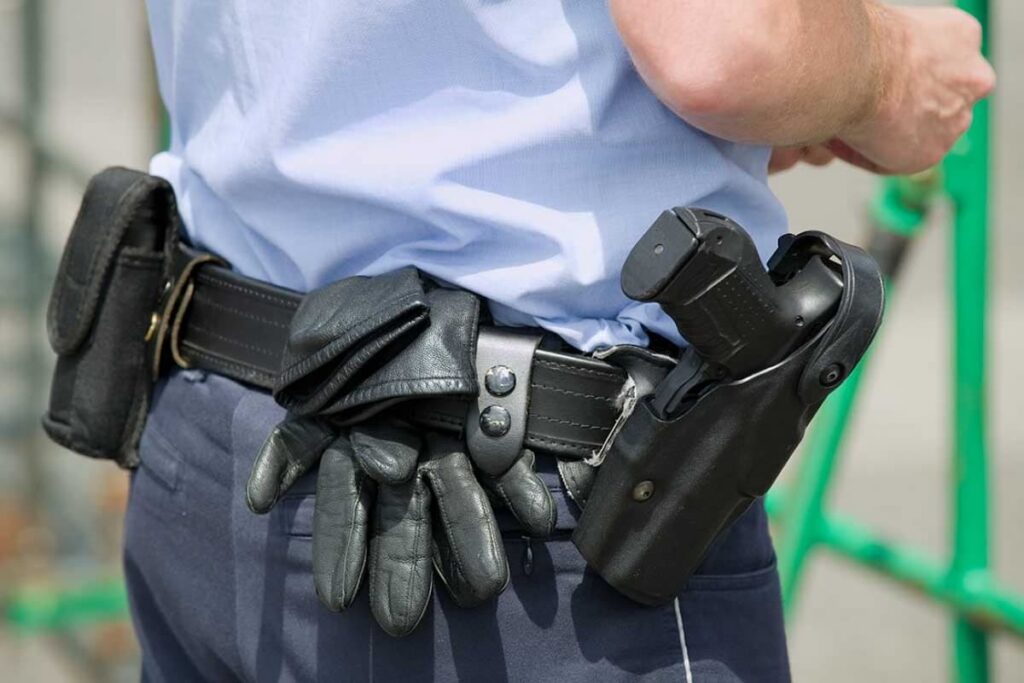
[146,0,787,352]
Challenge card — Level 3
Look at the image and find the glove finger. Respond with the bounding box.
[368,475,434,637]
[313,435,375,612]
[482,450,556,538]
[246,419,335,514]
[422,433,509,608]
[350,419,422,485]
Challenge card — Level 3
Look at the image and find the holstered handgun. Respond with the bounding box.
[573,208,884,605]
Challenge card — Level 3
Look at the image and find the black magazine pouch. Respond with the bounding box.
[42,167,179,468]
[573,233,884,605]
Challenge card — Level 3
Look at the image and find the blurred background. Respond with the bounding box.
[0,1,1020,681]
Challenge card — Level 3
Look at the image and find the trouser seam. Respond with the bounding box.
[674,598,694,683]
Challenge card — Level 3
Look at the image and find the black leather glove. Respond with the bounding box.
[246,267,555,636]
[247,417,555,636]
[273,267,479,422]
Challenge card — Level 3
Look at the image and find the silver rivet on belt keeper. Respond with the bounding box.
[465,328,543,477]
[479,405,512,437]
[484,365,516,397]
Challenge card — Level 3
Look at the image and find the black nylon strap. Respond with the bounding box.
[169,251,630,459]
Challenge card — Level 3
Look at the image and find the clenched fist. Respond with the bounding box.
[837,5,995,175]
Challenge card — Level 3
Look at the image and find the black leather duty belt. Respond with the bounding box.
[153,247,636,460]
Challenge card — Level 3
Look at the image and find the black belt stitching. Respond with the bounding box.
[190,324,281,358]
[535,358,622,380]
[192,290,291,329]
[531,414,610,432]
[195,271,300,310]
[527,434,595,456]
[530,382,617,404]
[182,341,276,384]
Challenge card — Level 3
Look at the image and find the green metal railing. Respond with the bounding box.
[6,580,129,634]
[767,1,1022,680]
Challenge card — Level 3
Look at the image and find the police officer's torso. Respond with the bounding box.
[145,0,788,351]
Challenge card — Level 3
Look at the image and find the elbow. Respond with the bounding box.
[652,61,744,121]
[611,0,787,123]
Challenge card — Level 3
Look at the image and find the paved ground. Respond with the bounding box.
[2,1,1022,680]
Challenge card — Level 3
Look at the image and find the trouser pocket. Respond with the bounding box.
[680,501,791,683]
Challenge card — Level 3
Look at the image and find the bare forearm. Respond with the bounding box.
[611,0,892,146]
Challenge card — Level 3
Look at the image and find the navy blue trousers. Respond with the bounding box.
[124,369,790,682]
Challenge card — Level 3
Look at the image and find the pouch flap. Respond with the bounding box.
[47,167,180,355]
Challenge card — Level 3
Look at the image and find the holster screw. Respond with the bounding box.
[819,363,844,387]
[632,480,655,502]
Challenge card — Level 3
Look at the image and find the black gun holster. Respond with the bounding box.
[573,232,884,605]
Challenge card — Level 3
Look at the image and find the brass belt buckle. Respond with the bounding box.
[147,251,227,379]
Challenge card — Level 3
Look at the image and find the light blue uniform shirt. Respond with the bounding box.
[146,1,787,351]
